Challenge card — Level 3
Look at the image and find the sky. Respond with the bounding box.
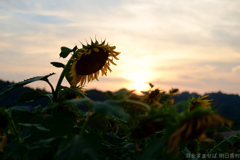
[0,0,240,95]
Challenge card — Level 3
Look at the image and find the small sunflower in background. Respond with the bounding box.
[169,88,179,97]
[69,40,120,86]
[189,95,213,111]
[167,108,232,153]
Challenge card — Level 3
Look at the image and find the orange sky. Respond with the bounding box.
[0,0,240,95]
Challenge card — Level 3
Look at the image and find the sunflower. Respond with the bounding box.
[189,95,212,111]
[69,40,120,86]
[167,108,232,153]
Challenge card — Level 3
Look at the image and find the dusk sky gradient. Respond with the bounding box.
[1,0,240,95]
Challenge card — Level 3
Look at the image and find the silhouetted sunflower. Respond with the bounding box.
[69,40,120,86]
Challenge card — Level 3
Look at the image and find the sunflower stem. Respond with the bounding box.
[52,50,77,115]
[208,134,235,154]
[46,79,55,98]
[80,115,90,135]
[53,53,76,102]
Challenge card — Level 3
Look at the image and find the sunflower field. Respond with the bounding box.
[0,40,240,160]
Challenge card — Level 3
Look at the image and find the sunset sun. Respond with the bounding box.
[129,81,149,95]
[126,73,150,95]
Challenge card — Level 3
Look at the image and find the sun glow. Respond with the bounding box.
[129,81,149,95]
[125,73,150,95]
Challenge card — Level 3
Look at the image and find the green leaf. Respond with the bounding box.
[44,102,58,110]
[106,91,116,99]
[106,89,134,100]
[117,89,132,99]
[58,86,86,99]
[224,136,234,145]
[52,111,77,137]
[87,113,109,130]
[92,100,129,119]
[149,83,154,88]
[140,138,166,160]
[59,47,72,58]
[12,110,35,125]
[8,106,29,112]
[54,133,102,160]
[0,73,55,100]
[4,143,30,159]
[61,98,91,106]
[174,100,191,112]
[28,138,62,160]
[50,62,65,68]
[22,111,76,143]
[18,123,50,131]
[17,90,51,103]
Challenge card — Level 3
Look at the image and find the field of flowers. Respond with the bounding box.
[0,40,239,160]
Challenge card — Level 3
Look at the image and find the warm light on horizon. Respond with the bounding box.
[128,81,150,95]
[124,72,151,95]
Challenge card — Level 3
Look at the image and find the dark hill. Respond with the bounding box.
[0,79,240,121]
[0,79,109,109]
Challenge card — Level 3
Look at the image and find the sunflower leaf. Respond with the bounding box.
[18,123,50,131]
[17,90,52,103]
[54,133,102,160]
[0,73,55,100]
[60,47,72,58]
[4,143,30,159]
[92,100,129,119]
[58,86,86,99]
[50,62,65,68]
[149,83,154,88]
[140,138,166,160]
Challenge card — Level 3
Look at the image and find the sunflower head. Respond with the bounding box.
[189,95,212,111]
[69,40,120,86]
[169,88,179,97]
[167,108,232,153]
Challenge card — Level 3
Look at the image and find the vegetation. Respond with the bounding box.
[0,41,239,160]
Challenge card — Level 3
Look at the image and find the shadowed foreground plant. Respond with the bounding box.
[167,108,232,153]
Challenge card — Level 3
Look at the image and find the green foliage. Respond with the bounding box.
[1,87,239,160]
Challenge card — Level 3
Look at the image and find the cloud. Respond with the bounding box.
[232,65,240,73]
[1,0,240,95]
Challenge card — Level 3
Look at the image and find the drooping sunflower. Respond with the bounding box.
[189,95,213,111]
[167,108,232,153]
[69,40,120,86]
